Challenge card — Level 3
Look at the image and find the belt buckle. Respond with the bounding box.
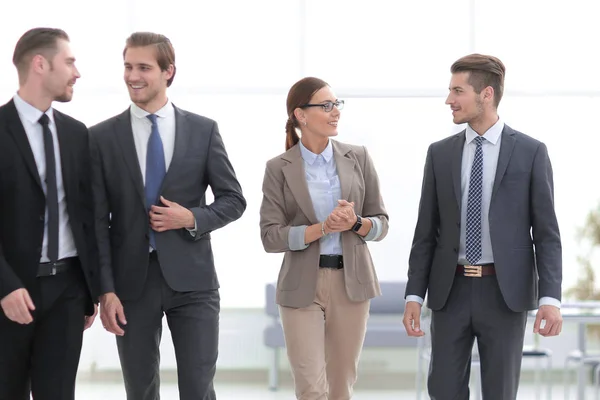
[50,263,57,276]
[464,265,482,278]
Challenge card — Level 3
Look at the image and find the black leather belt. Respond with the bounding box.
[37,257,78,277]
[319,255,343,269]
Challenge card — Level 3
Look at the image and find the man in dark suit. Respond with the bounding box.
[89,32,246,400]
[403,54,563,399]
[0,28,98,400]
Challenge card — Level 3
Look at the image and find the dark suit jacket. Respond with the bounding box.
[89,105,246,300]
[406,125,562,312]
[0,99,98,314]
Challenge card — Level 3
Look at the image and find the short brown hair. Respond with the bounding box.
[12,28,70,84]
[123,32,176,87]
[451,54,505,108]
[285,77,329,151]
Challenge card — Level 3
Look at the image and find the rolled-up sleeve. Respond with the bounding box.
[288,225,309,251]
[361,217,383,242]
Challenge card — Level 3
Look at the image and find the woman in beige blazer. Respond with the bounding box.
[259,77,389,400]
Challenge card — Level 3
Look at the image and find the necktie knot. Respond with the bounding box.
[146,114,158,125]
[473,136,485,146]
[38,113,50,127]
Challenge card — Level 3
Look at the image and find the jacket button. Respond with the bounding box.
[453,248,458,253]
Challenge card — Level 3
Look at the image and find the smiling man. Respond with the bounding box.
[403,54,563,399]
[89,32,246,400]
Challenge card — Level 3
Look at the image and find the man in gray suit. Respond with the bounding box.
[403,54,563,399]
[89,32,246,400]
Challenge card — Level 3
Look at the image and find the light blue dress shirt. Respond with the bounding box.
[287,140,382,253]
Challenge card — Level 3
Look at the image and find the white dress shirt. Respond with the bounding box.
[13,93,77,262]
[130,100,176,183]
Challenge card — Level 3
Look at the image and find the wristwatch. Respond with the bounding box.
[352,215,363,232]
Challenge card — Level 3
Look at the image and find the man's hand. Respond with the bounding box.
[403,301,425,337]
[149,196,195,232]
[84,304,98,330]
[325,200,356,232]
[100,292,126,336]
[534,305,562,337]
[0,288,35,324]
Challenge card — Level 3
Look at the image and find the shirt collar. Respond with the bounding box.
[466,118,504,145]
[130,99,173,120]
[299,139,333,165]
[13,93,54,126]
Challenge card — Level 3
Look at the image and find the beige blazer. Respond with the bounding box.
[260,140,389,308]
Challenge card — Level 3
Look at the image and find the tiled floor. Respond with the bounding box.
[70,381,595,399]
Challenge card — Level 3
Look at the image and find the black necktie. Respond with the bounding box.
[38,114,59,263]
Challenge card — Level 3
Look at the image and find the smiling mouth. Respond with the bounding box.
[328,121,338,126]
[129,84,145,89]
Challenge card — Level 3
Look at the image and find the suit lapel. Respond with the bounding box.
[53,111,73,199]
[491,127,516,200]
[282,146,319,225]
[159,105,191,193]
[114,109,146,206]
[5,100,43,191]
[332,140,355,201]
[451,131,466,207]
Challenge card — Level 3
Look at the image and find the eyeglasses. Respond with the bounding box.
[300,100,345,113]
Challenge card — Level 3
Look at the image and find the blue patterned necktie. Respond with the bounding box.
[145,114,166,249]
[465,136,485,265]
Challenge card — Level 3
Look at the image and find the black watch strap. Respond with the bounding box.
[352,215,363,232]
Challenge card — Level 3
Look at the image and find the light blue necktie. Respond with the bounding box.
[145,114,166,249]
[465,136,485,265]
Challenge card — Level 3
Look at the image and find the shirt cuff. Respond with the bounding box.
[288,225,309,251]
[361,217,382,241]
[406,295,424,305]
[539,296,561,309]
[185,219,198,237]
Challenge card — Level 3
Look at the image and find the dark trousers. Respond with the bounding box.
[428,275,527,400]
[0,264,87,400]
[117,253,220,400]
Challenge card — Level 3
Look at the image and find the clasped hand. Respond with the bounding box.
[324,200,357,233]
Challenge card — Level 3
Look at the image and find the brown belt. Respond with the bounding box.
[456,264,495,278]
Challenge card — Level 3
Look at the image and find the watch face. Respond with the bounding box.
[353,216,362,231]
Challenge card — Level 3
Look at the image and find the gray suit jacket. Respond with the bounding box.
[260,140,389,308]
[89,105,246,300]
[406,125,562,312]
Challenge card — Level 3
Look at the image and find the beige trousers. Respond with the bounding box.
[279,268,370,400]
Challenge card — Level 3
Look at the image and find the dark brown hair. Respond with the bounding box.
[285,77,329,150]
[123,32,176,87]
[451,54,505,108]
[12,28,70,84]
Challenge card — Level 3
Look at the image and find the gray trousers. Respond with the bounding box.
[428,274,527,400]
[117,254,220,400]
